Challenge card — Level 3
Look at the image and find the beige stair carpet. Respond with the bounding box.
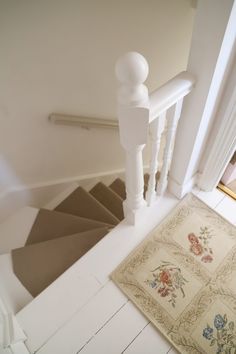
[26,208,112,245]
[55,186,119,225]
[12,227,109,297]
[90,182,124,221]
[109,178,126,200]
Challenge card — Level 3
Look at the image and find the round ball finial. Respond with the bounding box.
[115,52,149,85]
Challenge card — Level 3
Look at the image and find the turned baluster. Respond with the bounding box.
[146,112,166,205]
[157,99,183,195]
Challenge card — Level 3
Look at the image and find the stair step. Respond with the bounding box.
[44,182,79,210]
[16,194,178,354]
[25,209,113,246]
[90,182,124,221]
[55,186,119,225]
[109,178,126,200]
[12,227,109,297]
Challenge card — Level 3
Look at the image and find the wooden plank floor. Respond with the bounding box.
[23,189,236,354]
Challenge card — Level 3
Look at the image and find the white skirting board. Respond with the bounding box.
[0,169,128,223]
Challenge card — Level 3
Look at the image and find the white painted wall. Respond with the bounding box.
[0,0,195,193]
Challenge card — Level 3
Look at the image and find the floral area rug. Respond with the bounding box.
[111,194,236,354]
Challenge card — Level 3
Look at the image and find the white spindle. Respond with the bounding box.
[157,99,183,195]
[116,52,150,224]
[146,113,166,205]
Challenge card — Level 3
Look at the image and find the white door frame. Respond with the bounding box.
[198,57,236,191]
[168,0,236,197]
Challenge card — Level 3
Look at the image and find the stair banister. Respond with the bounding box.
[116,52,195,224]
[149,71,195,121]
[115,52,150,224]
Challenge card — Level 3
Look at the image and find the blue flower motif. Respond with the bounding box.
[150,281,157,288]
[214,314,225,330]
[202,326,213,340]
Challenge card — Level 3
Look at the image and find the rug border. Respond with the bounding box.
[110,192,236,354]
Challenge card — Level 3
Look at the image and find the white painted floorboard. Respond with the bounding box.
[77,301,148,354]
[123,323,171,354]
[215,194,236,225]
[11,189,236,354]
[37,282,127,354]
[16,271,101,353]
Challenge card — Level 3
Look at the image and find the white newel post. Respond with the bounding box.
[115,52,150,224]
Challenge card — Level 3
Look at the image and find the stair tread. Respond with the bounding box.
[55,186,119,225]
[109,178,126,200]
[90,182,124,221]
[12,227,109,297]
[26,209,113,246]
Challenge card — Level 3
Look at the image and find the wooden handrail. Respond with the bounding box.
[149,71,195,121]
[49,114,119,129]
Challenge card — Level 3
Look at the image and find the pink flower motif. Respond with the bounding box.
[187,227,214,263]
[201,254,213,263]
[159,270,172,285]
[190,242,203,256]
[188,233,199,244]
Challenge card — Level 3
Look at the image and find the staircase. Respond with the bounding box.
[0,174,168,353]
[2,175,159,304]
[0,179,126,305]
[0,52,195,353]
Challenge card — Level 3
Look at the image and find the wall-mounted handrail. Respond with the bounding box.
[49,113,119,129]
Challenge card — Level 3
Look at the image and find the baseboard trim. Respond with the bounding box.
[168,173,198,198]
[0,169,121,222]
[0,166,151,222]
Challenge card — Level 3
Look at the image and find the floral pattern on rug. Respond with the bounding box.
[111,193,236,354]
[188,226,214,263]
[145,261,188,308]
[203,313,236,353]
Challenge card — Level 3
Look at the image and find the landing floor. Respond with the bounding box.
[17,189,236,354]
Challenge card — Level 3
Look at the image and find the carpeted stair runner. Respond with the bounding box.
[90,182,124,220]
[12,227,109,297]
[109,178,126,199]
[11,176,157,297]
[25,209,112,246]
[11,179,126,297]
[55,186,120,225]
